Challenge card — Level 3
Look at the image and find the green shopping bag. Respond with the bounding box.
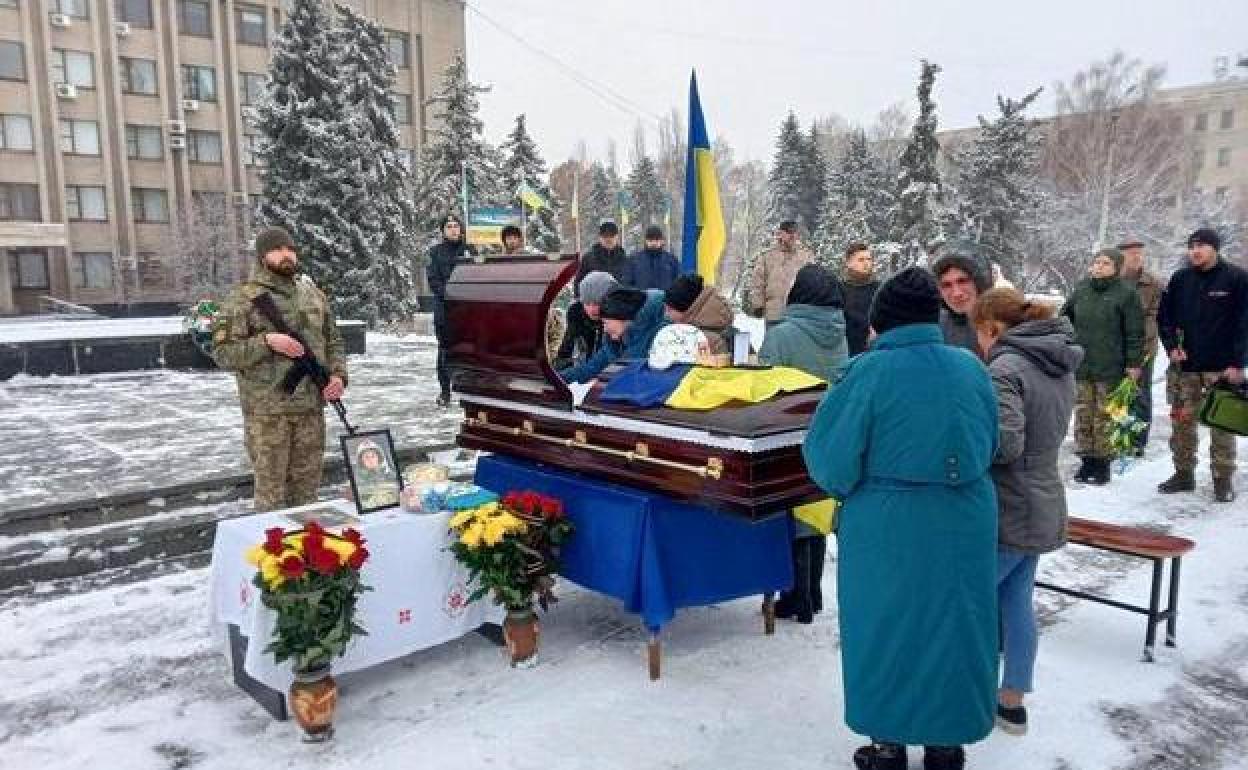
[1199,382,1248,437]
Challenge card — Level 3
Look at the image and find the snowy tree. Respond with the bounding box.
[767,112,807,232]
[948,88,1044,284]
[891,60,948,270]
[655,109,687,255]
[798,123,829,242]
[255,0,376,320]
[811,129,895,272]
[500,114,561,252]
[165,193,245,303]
[582,161,618,246]
[626,153,665,236]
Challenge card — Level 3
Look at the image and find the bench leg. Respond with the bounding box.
[647,631,661,681]
[762,593,776,636]
[1165,557,1182,648]
[1142,558,1164,663]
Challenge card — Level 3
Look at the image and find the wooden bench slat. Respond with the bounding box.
[1066,516,1195,559]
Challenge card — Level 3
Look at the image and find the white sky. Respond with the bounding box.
[465,0,1248,165]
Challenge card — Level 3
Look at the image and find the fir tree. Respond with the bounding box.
[892,60,947,270]
[582,162,618,247]
[766,112,807,233]
[811,130,894,271]
[500,114,560,252]
[626,154,665,235]
[949,89,1043,285]
[798,123,828,240]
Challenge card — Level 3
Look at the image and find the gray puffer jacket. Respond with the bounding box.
[987,317,1084,554]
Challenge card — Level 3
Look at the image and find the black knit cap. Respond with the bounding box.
[787,264,843,308]
[599,220,620,236]
[599,287,647,321]
[869,267,942,334]
[645,225,664,241]
[254,226,295,259]
[665,274,703,313]
[1187,227,1221,251]
[930,253,991,293]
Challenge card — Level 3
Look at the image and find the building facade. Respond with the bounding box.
[0,0,464,315]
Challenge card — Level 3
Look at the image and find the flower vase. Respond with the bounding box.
[289,665,337,742]
[503,608,540,668]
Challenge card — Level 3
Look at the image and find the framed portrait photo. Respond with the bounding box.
[341,429,404,514]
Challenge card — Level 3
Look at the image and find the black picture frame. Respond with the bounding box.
[340,429,404,514]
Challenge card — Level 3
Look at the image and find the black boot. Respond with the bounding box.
[436,390,452,407]
[784,538,813,623]
[923,745,965,770]
[853,742,907,770]
[1087,457,1111,485]
[1074,456,1094,482]
[810,535,827,615]
[1214,477,1236,503]
[772,590,797,619]
[1158,469,1195,494]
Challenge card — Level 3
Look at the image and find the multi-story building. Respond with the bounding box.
[0,0,465,315]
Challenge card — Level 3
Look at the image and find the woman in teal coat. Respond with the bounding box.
[802,268,999,770]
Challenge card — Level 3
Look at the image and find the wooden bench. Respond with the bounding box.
[1035,516,1195,662]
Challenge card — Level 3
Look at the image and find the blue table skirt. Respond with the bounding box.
[475,454,794,631]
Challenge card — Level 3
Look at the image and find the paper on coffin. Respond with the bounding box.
[444,255,827,520]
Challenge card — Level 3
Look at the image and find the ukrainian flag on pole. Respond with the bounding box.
[681,70,726,284]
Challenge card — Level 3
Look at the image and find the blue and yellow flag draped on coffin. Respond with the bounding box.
[680,71,726,284]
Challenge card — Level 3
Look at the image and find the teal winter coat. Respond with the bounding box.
[802,323,999,746]
[758,303,850,383]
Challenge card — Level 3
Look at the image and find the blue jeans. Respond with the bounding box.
[997,547,1039,693]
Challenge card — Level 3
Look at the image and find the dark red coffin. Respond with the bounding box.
[444,256,827,520]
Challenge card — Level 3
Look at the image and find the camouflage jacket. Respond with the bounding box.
[212,265,348,415]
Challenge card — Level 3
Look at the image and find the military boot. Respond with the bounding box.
[1214,477,1236,503]
[1086,457,1112,485]
[923,745,966,770]
[1074,457,1094,482]
[853,742,907,770]
[1157,470,1195,494]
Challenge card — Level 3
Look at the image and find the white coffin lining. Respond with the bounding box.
[461,394,808,452]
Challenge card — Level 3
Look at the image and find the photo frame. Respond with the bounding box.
[341,429,404,514]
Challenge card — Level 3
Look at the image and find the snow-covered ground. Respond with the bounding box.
[1,378,1245,769]
[0,334,458,510]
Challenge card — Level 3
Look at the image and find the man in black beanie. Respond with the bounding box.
[930,253,991,352]
[664,273,736,354]
[623,225,680,291]
[869,266,943,336]
[426,214,477,406]
[1156,227,1248,502]
[558,286,669,384]
[212,226,348,511]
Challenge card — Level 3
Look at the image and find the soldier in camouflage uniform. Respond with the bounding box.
[213,227,348,512]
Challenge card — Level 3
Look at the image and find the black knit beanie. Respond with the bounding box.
[1187,227,1221,251]
[599,288,647,321]
[787,264,843,308]
[869,267,941,334]
[665,274,703,313]
[254,227,295,259]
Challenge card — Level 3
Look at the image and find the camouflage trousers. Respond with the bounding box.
[1166,369,1237,478]
[244,411,326,512]
[1074,380,1112,458]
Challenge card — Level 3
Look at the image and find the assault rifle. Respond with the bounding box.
[251,292,355,434]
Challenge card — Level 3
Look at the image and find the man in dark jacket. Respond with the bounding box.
[426,214,476,407]
[576,220,628,288]
[623,225,680,291]
[553,271,617,370]
[931,253,992,352]
[1156,228,1248,502]
[664,273,736,354]
[841,243,880,356]
[1118,239,1164,455]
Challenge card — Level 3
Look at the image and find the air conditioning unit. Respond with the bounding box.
[232,192,248,206]
[168,135,187,150]
[240,106,258,121]
[167,119,187,134]
[55,83,78,99]
[49,13,73,27]
[114,21,131,37]
[181,99,200,112]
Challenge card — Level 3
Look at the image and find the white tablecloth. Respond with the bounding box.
[210,500,503,692]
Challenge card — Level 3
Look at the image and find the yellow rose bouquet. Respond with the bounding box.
[1104,375,1147,471]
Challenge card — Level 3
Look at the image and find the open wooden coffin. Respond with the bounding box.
[444,256,827,520]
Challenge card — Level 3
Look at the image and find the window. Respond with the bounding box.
[1215,186,1229,202]
[186,129,221,163]
[1217,147,1232,168]
[1220,109,1234,131]
[12,250,49,289]
[235,4,265,45]
[50,49,94,88]
[179,0,210,36]
[181,64,216,101]
[0,41,24,81]
[131,187,168,222]
[1194,113,1208,132]
[191,190,225,211]
[74,252,113,288]
[385,31,408,68]
[65,185,107,220]
[59,119,100,154]
[120,57,158,95]
[125,124,161,159]
[239,71,265,105]
[394,94,411,125]
[241,133,264,166]
[0,0,18,9]
[50,0,88,19]
[114,0,152,27]
[0,183,40,220]
[0,114,33,150]
[1193,149,1205,170]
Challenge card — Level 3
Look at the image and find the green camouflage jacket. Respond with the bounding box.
[212,264,348,415]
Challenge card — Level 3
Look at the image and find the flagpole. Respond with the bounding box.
[572,172,582,255]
